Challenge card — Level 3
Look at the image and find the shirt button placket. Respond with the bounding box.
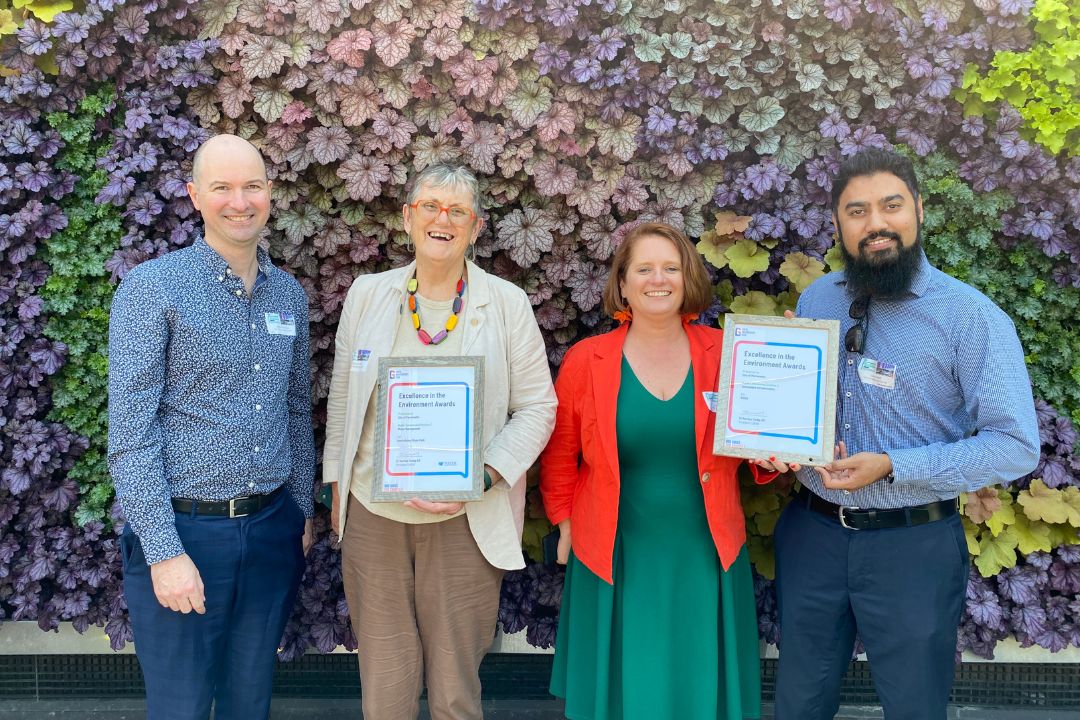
[251,304,263,477]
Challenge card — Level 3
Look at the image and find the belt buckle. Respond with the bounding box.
[228,497,249,519]
[838,505,860,530]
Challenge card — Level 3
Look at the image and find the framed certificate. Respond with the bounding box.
[372,356,484,502]
[713,314,840,466]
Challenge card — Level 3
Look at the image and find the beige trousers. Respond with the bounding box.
[341,496,505,720]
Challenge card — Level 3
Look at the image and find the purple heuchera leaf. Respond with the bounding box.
[495,208,556,267]
[18,19,53,56]
[1011,604,1048,639]
[1049,559,1080,594]
[1038,458,1072,488]
[996,565,1043,606]
[562,259,605,312]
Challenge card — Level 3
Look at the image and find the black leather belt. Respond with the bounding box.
[171,486,284,518]
[794,486,957,530]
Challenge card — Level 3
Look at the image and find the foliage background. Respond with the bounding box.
[1,0,1078,659]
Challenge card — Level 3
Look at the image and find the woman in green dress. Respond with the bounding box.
[540,222,792,719]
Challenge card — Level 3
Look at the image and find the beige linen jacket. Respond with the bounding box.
[323,260,557,571]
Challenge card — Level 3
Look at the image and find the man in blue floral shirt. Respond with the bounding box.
[108,134,314,720]
[774,148,1039,719]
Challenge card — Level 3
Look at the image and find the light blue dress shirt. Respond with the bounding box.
[794,251,1040,509]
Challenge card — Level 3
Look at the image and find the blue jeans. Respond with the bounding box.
[121,489,306,720]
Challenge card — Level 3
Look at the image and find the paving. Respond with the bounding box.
[2,698,1080,719]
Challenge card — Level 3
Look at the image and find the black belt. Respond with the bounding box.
[795,486,957,530]
[171,486,284,518]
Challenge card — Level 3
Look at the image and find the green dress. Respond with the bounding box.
[550,357,761,720]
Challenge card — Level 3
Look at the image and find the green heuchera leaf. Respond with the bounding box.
[983,489,1017,536]
[505,79,552,127]
[962,517,981,555]
[252,81,291,123]
[742,487,780,517]
[663,31,693,59]
[1062,486,1080,527]
[738,96,785,133]
[1017,478,1072,525]
[974,525,1019,577]
[823,242,846,272]
[696,236,733,269]
[774,291,799,316]
[1012,513,1054,556]
[520,516,551,564]
[18,0,74,22]
[746,534,776,580]
[714,279,735,308]
[593,114,641,162]
[633,32,665,63]
[779,252,826,292]
[198,0,240,39]
[724,238,771,277]
[728,291,778,316]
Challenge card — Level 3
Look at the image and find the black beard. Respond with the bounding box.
[840,228,923,300]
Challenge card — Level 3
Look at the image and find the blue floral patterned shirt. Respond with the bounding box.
[108,237,315,564]
[795,251,1040,509]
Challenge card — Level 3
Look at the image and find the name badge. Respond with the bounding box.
[352,348,371,371]
[857,357,896,390]
[702,391,719,413]
[264,312,296,336]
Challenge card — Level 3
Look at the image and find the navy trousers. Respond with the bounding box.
[121,489,306,720]
[773,499,969,720]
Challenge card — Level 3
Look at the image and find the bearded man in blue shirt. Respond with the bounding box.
[773,148,1040,719]
[108,134,315,720]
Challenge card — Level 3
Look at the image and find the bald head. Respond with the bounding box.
[191,134,267,187]
[186,134,272,251]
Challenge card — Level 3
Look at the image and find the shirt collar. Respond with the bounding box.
[194,236,274,283]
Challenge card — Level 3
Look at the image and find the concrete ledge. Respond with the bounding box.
[4,622,1079,663]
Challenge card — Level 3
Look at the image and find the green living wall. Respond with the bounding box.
[0,0,1078,658]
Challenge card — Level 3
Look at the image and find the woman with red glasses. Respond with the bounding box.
[323,162,556,720]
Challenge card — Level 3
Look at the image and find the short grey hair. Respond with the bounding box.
[405,162,481,216]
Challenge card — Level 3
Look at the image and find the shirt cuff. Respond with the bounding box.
[885,448,932,490]
[288,480,315,518]
[139,523,186,566]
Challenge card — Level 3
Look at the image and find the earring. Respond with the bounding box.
[467,242,477,262]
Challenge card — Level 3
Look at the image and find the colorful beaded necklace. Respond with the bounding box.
[407,274,465,345]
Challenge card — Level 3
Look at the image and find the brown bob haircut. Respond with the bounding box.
[602,221,713,318]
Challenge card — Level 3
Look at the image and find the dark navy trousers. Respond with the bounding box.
[773,499,969,720]
[121,489,306,720]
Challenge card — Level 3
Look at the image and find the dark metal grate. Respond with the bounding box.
[759,659,1080,709]
[0,656,38,698]
[949,663,1080,707]
[0,654,1077,708]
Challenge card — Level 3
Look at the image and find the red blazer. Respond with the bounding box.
[540,322,775,584]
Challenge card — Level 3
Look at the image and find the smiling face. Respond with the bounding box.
[186,136,271,252]
[402,181,483,270]
[834,171,923,266]
[834,171,926,298]
[619,233,685,321]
